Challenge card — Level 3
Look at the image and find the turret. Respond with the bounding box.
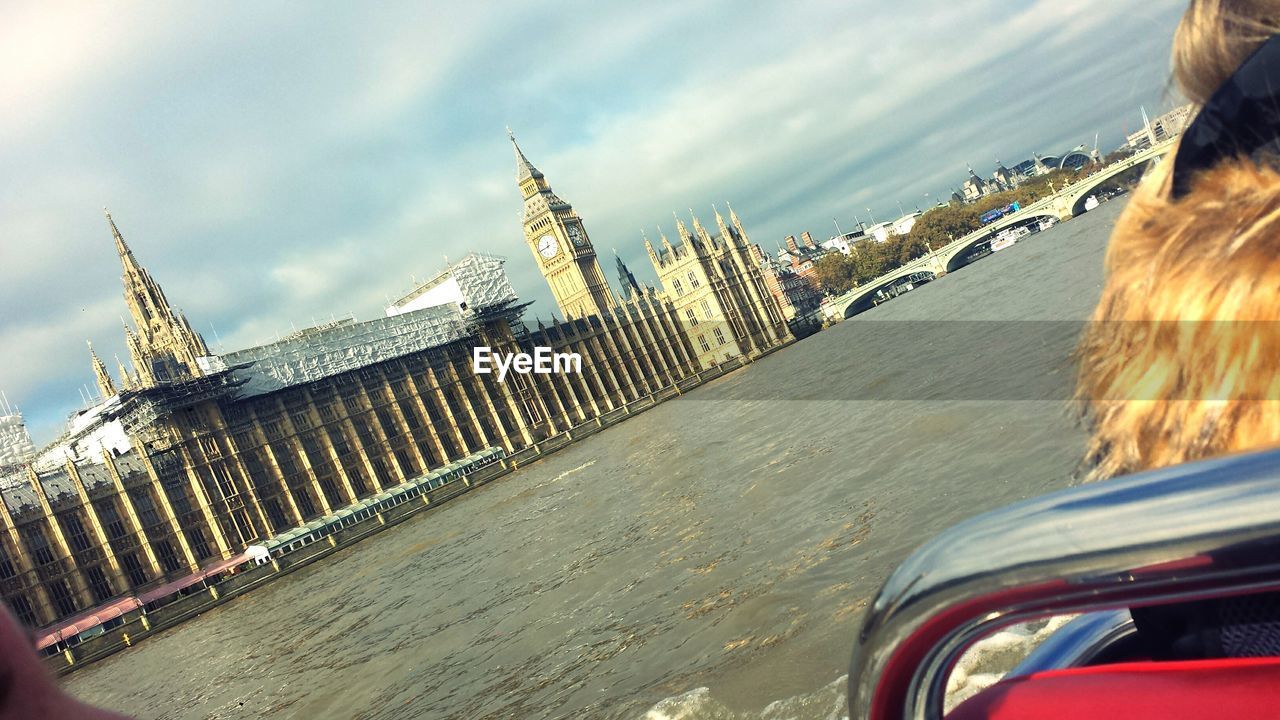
[87,341,116,399]
[106,210,206,385]
[615,250,642,301]
[673,213,693,250]
[660,226,675,260]
[690,209,713,248]
[714,204,734,243]
[727,201,749,244]
[115,355,133,392]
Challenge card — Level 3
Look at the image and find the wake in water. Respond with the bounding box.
[641,676,847,720]
[639,616,1075,720]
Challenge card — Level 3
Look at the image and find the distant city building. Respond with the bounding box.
[753,245,822,321]
[954,138,1106,204]
[992,162,1016,190]
[866,221,894,243]
[1128,104,1194,150]
[961,166,992,203]
[891,211,922,237]
[775,233,830,278]
[821,228,865,255]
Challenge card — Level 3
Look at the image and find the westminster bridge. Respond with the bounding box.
[825,137,1178,318]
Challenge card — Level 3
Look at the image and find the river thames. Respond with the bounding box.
[65,198,1126,719]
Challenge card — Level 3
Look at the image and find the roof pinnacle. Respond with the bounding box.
[508,129,543,182]
[104,207,131,259]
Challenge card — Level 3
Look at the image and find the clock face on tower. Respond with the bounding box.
[567,223,586,247]
[537,234,559,259]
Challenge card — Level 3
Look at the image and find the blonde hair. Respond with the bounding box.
[1075,1,1280,480]
[1172,0,1280,104]
[1076,160,1280,480]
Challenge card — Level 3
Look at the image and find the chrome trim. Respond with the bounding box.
[1008,610,1135,677]
[847,448,1280,720]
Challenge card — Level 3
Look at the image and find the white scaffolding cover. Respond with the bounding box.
[386,252,517,316]
[222,304,470,397]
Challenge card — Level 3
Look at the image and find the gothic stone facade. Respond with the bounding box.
[0,143,788,629]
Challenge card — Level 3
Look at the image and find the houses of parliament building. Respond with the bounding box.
[0,137,790,629]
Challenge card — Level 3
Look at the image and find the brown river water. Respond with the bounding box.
[65,198,1127,719]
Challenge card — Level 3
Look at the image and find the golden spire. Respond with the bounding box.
[104,207,132,261]
[88,341,116,399]
[690,208,712,244]
[508,129,543,182]
[673,212,691,244]
[659,225,675,254]
[713,203,736,245]
[115,355,133,392]
[726,201,749,243]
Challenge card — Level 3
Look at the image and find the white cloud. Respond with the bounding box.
[0,0,1187,443]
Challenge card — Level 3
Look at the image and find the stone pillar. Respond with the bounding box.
[421,363,471,458]
[277,414,333,516]
[581,323,629,407]
[248,421,306,525]
[220,433,276,539]
[554,328,592,412]
[26,469,94,608]
[63,461,126,591]
[99,450,164,577]
[174,444,234,558]
[617,309,658,393]
[638,300,679,386]
[453,350,513,449]
[473,329,535,449]
[135,454,200,572]
[352,379,404,482]
[663,301,702,373]
[295,392,358,505]
[328,391,387,495]
[0,491,57,624]
[401,367,450,467]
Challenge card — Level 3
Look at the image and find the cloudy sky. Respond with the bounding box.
[2,0,1185,442]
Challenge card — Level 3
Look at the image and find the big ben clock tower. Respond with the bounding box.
[510,131,615,319]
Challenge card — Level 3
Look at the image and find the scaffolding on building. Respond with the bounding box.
[220,304,471,397]
[387,252,518,315]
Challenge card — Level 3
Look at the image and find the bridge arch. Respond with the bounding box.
[941,210,1063,272]
[1064,154,1164,217]
[837,269,938,318]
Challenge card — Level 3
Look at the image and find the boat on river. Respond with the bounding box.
[989,226,1029,252]
[847,448,1280,720]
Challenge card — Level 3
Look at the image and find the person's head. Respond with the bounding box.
[1075,1,1280,480]
[1173,0,1280,104]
